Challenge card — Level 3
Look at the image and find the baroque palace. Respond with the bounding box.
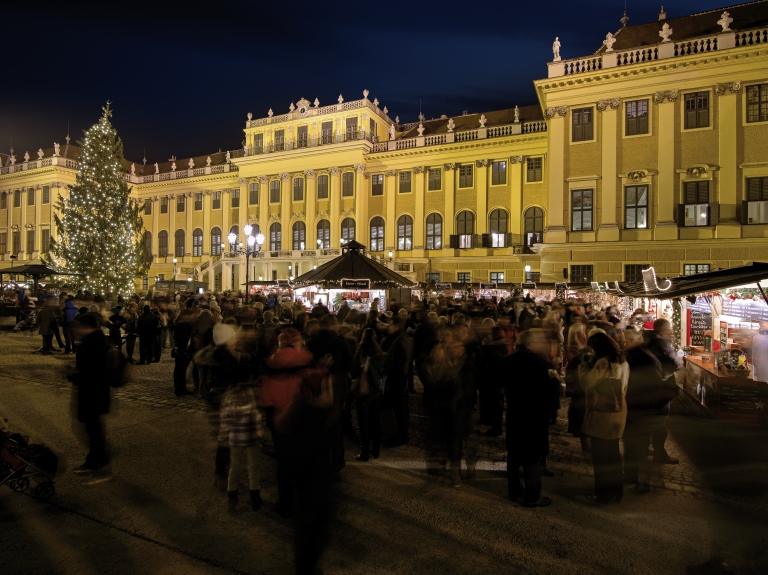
[2,2,768,292]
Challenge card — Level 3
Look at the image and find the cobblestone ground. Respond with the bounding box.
[0,321,702,497]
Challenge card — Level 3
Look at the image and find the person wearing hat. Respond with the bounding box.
[107,306,126,350]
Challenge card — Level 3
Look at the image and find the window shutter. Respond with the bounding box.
[685,109,696,129]
[481,233,490,248]
[505,232,514,247]
[708,202,719,226]
[676,204,686,226]
[741,200,749,224]
[585,119,593,141]
[449,235,459,249]
[699,181,710,203]
[638,115,648,134]
[747,178,761,201]
[472,234,481,248]
[698,108,709,128]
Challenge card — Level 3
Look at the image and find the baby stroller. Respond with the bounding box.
[1,429,57,500]
[13,309,38,333]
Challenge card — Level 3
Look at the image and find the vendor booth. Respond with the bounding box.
[291,240,414,312]
[0,264,79,297]
[608,263,768,422]
[155,279,208,295]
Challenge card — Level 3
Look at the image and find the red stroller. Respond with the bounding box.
[1,429,57,500]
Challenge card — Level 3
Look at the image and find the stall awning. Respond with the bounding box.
[608,262,768,300]
[0,264,79,276]
[292,240,414,290]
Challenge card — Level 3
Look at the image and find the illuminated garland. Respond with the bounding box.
[46,103,151,295]
[672,299,682,351]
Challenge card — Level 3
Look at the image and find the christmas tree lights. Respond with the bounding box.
[48,103,150,295]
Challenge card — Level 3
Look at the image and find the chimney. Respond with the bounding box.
[658,6,666,20]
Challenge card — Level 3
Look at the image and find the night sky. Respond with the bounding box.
[1,0,730,163]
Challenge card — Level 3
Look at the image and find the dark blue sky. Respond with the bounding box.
[0,0,730,163]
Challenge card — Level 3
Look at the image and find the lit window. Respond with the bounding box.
[457,272,471,283]
[625,100,649,135]
[397,215,413,251]
[625,185,648,229]
[747,84,768,123]
[489,209,508,247]
[683,181,710,226]
[370,217,384,252]
[371,174,384,196]
[684,264,710,275]
[317,219,330,249]
[571,189,593,231]
[490,272,504,283]
[426,213,442,250]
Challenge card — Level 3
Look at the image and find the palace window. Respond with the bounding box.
[211,227,222,256]
[426,213,442,250]
[459,164,473,188]
[399,171,412,193]
[684,264,710,275]
[572,107,594,142]
[0,233,6,255]
[249,183,258,204]
[682,181,711,226]
[253,133,263,154]
[341,217,356,241]
[570,265,593,283]
[292,221,306,250]
[524,207,544,249]
[317,219,330,249]
[158,231,168,257]
[397,215,413,251]
[270,180,280,203]
[747,84,768,123]
[526,157,543,182]
[270,223,281,251]
[12,231,20,254]
[297,125,308,148]
[456,210,475,248]
[0,193,5,209]
[457,272,471,283]
[177,195,185,212]
[42,186,50,204]
[371,174,384,196]
[370,217,384,252]
[14,189,21,208]
[28,187,34,206]
[161,197,168,214]
[491,161,506,185]
[195,193,203,210]
[192,228,203,257]
[229,225,239,247]
[342,172,354,197]
[490,272,504,283]
[489,209,508,247]
[26,230,34,253]
[684,92,709,129]
[746,177,768,224]
[274,129,285,151]
[231,189,240,208]
[625,100,649,135]
[175,229,185,257]
[144,231,152,257]
[142,275,149,290]
[425,272,440,283]
[428,168,441,191]
[625,264,647,283]
[321,121,333,144]
[346,117,358,140]
[571,189,593,231]
[293,178,304,202]
[212,191,221,209]
[317,175,329,199]
[144,199,152,215]
[625,185,649,229]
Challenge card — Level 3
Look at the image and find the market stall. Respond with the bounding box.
[291,240,414,312]
[0,263,80,298]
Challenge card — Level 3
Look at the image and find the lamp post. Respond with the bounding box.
[524,264,531,281]
[172,258,178,281]
[228,223,264,303]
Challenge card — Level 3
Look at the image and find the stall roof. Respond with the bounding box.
[0,264,79,276]
[292,240,414,289]
[610,262,768,300]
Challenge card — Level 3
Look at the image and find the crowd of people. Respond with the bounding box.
[14,286,684,573]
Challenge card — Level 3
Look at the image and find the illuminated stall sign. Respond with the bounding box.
[341,279,371,289]
[435,282,453,291]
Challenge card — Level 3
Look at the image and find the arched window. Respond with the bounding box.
[397,215,413,251]
[292,221,306,250]
[370,217,384,252]
[317,219,330,249]
[158,230,168,257]
[341,217,355,242]
[524,207,544,248]
[456,211,474,249]
[211,227,222,256]
[192,228,203,257]
[143,230,152,258]
[229,225,239,247]
[489,209,508,247]
[174,229,185,257]
[270,223,282,251]
[426,213,442,250]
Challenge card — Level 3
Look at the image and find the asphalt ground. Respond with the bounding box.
[1,323,767,574]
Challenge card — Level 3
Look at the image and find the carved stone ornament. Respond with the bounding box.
[291,211,306,222]
[329,166,340,176]
[717,11,733,32]
[654,90,679,104]
[317,210,329,219]
[203,191,211,196]
[338,94,344,104]
[544,106,568,119]
[417,123,425,136]
[413,166,426,174]
[716,82,742,95]
[341,207,356,217]
[659,22,673,42]
[185,191,193,198]
[510,156,524,164]
[385,170,397,177]
[443,163,456,171]
[603,32,616,53]
[474,159,489,168]
[687,166,708,177]
[258,175,268,184]
[304,169,315,179]
[238,178,247,185]
[169,194,176,199]
[353,163,366,173]
[597,98,621,111]
[479,114,487,128]
[666,90,679,102]
[279,172,290,181]
[268,213,281,222]
[627,170,647,182]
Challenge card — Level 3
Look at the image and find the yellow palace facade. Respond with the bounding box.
[1,2,768,293]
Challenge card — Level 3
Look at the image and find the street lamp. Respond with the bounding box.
[388,250,393,263]
[228,223,264,303]
[172,257,178,281]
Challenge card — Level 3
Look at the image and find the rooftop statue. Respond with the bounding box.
[53,142,60,157]
[603,32,616,52]
[552,37,561,62]
[659,22,673,42]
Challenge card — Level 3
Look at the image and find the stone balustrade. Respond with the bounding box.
[245,97,391,128]
[0,156,77,175]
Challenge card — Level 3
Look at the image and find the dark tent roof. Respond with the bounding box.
[606,262,768,300]
[292,240,414,289]
[0,264,78,276]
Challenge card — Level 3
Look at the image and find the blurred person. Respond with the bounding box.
[478,322,508,437]
[151,307,166,362]
[107,306,125,350]
[123,303,139,363]
[136,305,160,365]
[579,332,629,504]
[503,329,553,506]
[645,318,682,464]
[380,314,413,448]
[565,323,590,454]
[352,328,386,461]
[37,298,59,355]
[62,297,79,354]
[172,309,196,396]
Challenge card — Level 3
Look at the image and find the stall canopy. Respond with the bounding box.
[0,264,80,295]
[291,240,414,289]
[608,262,768,300]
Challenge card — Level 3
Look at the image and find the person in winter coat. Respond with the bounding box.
[107,307,126,350]
[478,324,508,438]
[503,329,554,507]
[645,319,682,464]
[579,330,630,504]
[172,309,196,396]
[62,298,79,354]
[136,305,160,365]
[380,315,413,448]
[123,303,139,363]
[37,298,59,354]
[69,314,112,472]
[352,328,386,462]
[219,381,263,511]
[565,323,590,453]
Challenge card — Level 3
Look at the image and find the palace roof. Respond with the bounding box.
[399,105,544,138]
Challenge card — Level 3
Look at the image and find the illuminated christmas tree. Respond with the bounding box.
[49,103,150,294]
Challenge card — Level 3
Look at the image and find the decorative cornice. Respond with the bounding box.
[279,172,290,181]
[686,165,708,177]
[304,169,315,179]
[716,81,742,96]
[353,163,366,173]
[597,98,620,111]
[317,210,329,219]
[413,166,426,174]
